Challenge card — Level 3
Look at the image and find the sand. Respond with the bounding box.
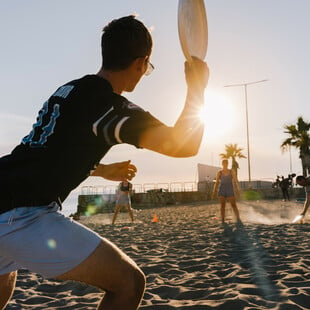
[5,200,310,309]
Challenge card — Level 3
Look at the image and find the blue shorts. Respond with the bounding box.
[0,202,101,278]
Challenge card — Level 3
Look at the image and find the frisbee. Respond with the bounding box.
[178,0,208,62]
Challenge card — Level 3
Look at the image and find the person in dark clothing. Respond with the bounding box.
[280,176,291,201]
[0,15,209,309]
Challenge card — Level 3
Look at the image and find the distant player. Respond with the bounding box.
[212,159,241,224]
[295,175,310,221]
[112,181,134,224]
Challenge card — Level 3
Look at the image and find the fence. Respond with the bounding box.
[77,180,306,214]
[80,181,198,195]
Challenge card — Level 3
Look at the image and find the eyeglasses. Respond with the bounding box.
[145,60,154,76]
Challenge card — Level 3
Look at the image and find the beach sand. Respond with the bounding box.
[6,200,310,309]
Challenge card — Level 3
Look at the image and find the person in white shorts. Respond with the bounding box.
[0,15,209,310]
[112,181,134,224]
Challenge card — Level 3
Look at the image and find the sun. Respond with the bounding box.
[199,91,237,142]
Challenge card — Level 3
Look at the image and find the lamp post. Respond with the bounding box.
[224,79,268,188]
[289,145,292,174]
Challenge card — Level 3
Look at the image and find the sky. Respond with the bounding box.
[0,0,309,196]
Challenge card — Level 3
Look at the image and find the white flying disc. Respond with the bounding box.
[178,0,208,62]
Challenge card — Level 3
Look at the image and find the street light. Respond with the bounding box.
[224,79,268,188]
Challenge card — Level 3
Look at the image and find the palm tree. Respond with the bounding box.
[281,116,310,176]
[220,143,246,176]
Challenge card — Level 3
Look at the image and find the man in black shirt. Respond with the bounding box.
[0,15,209,309]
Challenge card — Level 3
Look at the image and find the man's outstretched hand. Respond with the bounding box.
[91,160,137,181]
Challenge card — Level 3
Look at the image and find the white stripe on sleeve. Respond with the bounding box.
[92,107,114,136]
[115,117,130,143]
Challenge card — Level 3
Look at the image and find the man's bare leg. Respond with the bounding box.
[0,271,17,310]
[56,239,145,310]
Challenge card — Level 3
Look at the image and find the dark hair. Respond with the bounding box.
[222,159,228,165]
[296,175,305,183]
[101,15,153,71]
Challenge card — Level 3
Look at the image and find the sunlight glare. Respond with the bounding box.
[200,91,237,142]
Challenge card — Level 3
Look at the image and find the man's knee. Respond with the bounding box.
[119,264,146,298]
[56,239,145,297]
[132,267,146,295]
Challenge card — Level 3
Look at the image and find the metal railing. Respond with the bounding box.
[80,179,282,196]
[80,181,198,195]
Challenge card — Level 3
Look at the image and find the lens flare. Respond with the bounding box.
[85,204,97,217]
[47,239,57,250]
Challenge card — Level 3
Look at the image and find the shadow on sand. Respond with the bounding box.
[222,222,283,302]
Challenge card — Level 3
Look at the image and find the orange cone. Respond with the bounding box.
[152,214,159,223]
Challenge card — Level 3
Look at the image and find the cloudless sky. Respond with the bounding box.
[0,0,309,195]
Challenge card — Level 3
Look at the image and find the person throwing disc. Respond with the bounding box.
[0,15,209,310]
